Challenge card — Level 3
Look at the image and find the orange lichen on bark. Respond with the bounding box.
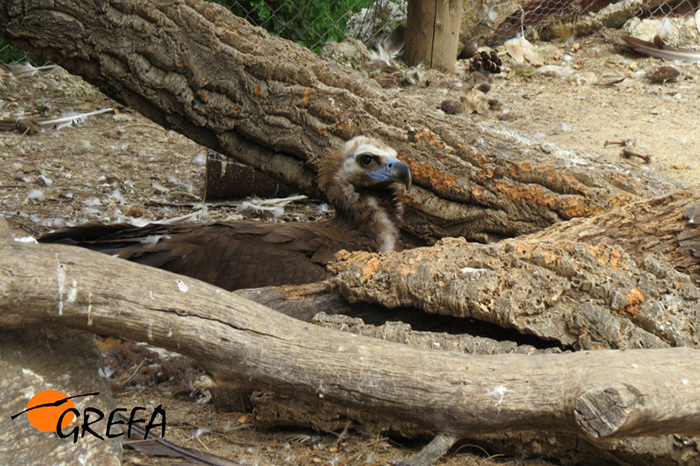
[541,249,560,265]
[397,190,421,209]
[495,182,557,209]
[560,197,606,218]
[414,129,442,146]
[586,244,623,271]
[336,122,355,134]
[253,84,262,97]
[363,256,382,282]
[513,242,536,258]
[508,161,555,179]
[302,88,311,105]
[409,161,459,192]
[196,90,209,103]
[621,287,646,317]
[606,191,642,210]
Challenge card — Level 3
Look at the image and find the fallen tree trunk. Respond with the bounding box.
[0,0,680,243]
[2,238,700,442]
[330,186,700,350]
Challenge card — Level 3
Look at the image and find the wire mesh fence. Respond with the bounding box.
[1,0,699,66]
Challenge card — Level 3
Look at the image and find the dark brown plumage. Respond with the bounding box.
[39,137,411,291]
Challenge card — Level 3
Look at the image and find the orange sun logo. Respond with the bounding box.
[22,390,77,432]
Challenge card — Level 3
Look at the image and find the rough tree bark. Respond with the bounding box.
[3,238,700,444]
[0,0,680,244]
[331,186,700,351]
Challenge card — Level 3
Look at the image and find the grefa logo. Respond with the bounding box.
[11,390,166,443]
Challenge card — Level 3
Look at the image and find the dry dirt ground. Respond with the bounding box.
[1,27,699,465]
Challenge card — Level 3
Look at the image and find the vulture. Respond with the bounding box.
[40,136,411,291]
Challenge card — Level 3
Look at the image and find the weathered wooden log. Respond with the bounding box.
[3,238,700,444]
[0,0,680,243]
[330,187,700,350]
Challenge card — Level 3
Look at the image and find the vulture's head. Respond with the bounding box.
[338,136,412,191]
[320,136,411,252]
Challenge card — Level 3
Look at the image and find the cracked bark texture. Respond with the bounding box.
[0,0,681,243]
[330,187,700,351]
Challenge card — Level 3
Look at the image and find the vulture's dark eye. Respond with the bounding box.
[358,153,374,168]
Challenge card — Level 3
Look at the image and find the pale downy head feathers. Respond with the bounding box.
[319,136,411,252]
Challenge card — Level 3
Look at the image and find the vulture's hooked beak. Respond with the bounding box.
[369,156,412,189]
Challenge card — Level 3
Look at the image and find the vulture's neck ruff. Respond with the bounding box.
[319,136,411,252]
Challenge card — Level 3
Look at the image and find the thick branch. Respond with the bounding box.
[3,239,700,440]
[0,0,679,241]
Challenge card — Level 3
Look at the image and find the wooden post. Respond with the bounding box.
[404,0,462,72]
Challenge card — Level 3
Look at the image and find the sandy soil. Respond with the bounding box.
[1,27,698,465]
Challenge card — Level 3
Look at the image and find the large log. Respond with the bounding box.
[330,186,700,350]
[0,0,680,243]
[2,238,700,443]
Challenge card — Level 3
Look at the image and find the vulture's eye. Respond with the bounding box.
[358,153,375,168]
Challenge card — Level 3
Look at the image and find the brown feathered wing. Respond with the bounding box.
[40,220,361,290]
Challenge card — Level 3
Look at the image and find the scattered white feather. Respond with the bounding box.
[27,189,46,201]
[194,428,211,439]
[98,366,115,379]
[39,175,53,186]
[152,182,169,194]
[13,236,38,243]
[491,385,509,405]
[0,63,54,80]
[167,175,182,185]
[117,216,150,227]
[139,234,169,248]
[271,206,284,220]
[109,189,125,204]
[42,108,114,130]
[240,194,307,218]
[657,17,673,40]
[317,203,333,214]
[372,43,397,68]
[155,208,209,225]
[193,151,207,166]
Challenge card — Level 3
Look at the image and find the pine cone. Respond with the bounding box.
[469,51,502,74]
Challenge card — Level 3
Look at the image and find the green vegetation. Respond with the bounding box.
[0,39,30,63]
[0,38,50,65]
[208,0,372,52]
